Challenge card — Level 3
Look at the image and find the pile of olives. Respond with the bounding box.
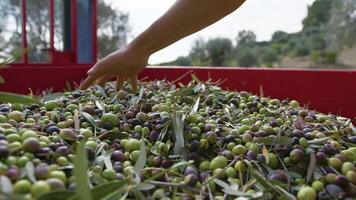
[0,80,355,200]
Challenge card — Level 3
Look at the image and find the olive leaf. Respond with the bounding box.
[25,161,36,183]
[191,97,200,114]
[134,139,147,178]
[254,136,294,145]
[37,190,76,200]
[95,85,107,97]
[0,175,13,194]
[74,110,80,131]
[95,101,106,113]
[73,142,93,200]
[80,112,96,128]
[172,111,185,156]
[91,180,128,200]
[306,152,316,183]
[0,92,41,105]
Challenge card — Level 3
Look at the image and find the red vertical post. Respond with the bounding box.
[71,0,77,62]
[21,0,28,63]
[49,0,55,62]
[92,0,97,63]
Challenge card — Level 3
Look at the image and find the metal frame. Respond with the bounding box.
[18,0,97,65]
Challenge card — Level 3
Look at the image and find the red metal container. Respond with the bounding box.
[1,65,355,121]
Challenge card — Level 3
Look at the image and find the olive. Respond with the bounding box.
[346,171,356,184]
[246,151,257,160]
[184,174,199,187]
[0,145,9,158]
[210,156,228,170]
[324,144,337,155]
[268,170,289,184]
[59,129,77,141]
[7,111,24,122]
[111,150,125,162]
[335,175,349,187]
[184,166,198,176]
[35,163,50,180]
[46,178,65,191]
[316,151,327,165]
[31,180,50,197]
[102,169,117,181]
[101,113,119,128]
[13,180,32,194]
[56,145,71,156]
[289,149,305,163]
[297,186,316,200]
[23,137,41,153]
[325,184,346,199]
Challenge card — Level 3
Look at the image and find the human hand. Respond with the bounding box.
[79,45,150,91]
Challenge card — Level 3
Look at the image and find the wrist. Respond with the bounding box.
[127,31,156,57]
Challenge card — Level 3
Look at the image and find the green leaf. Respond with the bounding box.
[213,178,231,190]
[191,97,200,114]
[222,189,263,198]
[42,92,64,102]
[170,161,194,169]
[134,139,147,176]
[80,112,96,127]
[306,152,316,183]
[0,92,41,105]
[0,175,13,194]
[174,87,194,97]
[172,111,185,155]
[254,136,294,145]
[37,190,76,200]
[95,85,107,97]
[74,110,80,131]
[73,142,92,200]
[136,182,155,191]
[25,161,36,183]
[91,180,128,200]
[95,101,106,113]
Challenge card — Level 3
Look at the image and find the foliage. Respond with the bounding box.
[159,0,356,68]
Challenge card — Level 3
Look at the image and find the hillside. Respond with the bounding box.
[158,0,356,68]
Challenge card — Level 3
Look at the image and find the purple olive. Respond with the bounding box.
[56,145,71,156]
[111,150,125,162]
[184,166,198,176]
[246,151,257,160]
[0,145,9,158]
[316,151,327,165]
[324,144,337,155]
[35,163,50,180]
[268,170,289,184]
[326,184,346,199]
[23,138,41,153]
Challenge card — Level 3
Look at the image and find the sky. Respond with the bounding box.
[109,0,316,64]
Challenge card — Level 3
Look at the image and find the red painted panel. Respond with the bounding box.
[1,65,355,120]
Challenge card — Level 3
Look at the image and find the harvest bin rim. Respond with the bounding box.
[1,65,356,121]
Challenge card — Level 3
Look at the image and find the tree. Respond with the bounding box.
[271,31,289,43]
[188,39,210,66]
[205,38,233,66]
[97,0,130,58]
[237,50,258,67]
[302,0,333,29]
[236,30,256,47]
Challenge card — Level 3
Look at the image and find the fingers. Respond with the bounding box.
[96,75,114,86]
[116,76,125,91]
[130,76,138,91]
[79,75,99,90]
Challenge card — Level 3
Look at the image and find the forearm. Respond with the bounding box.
[128,0,245,55]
